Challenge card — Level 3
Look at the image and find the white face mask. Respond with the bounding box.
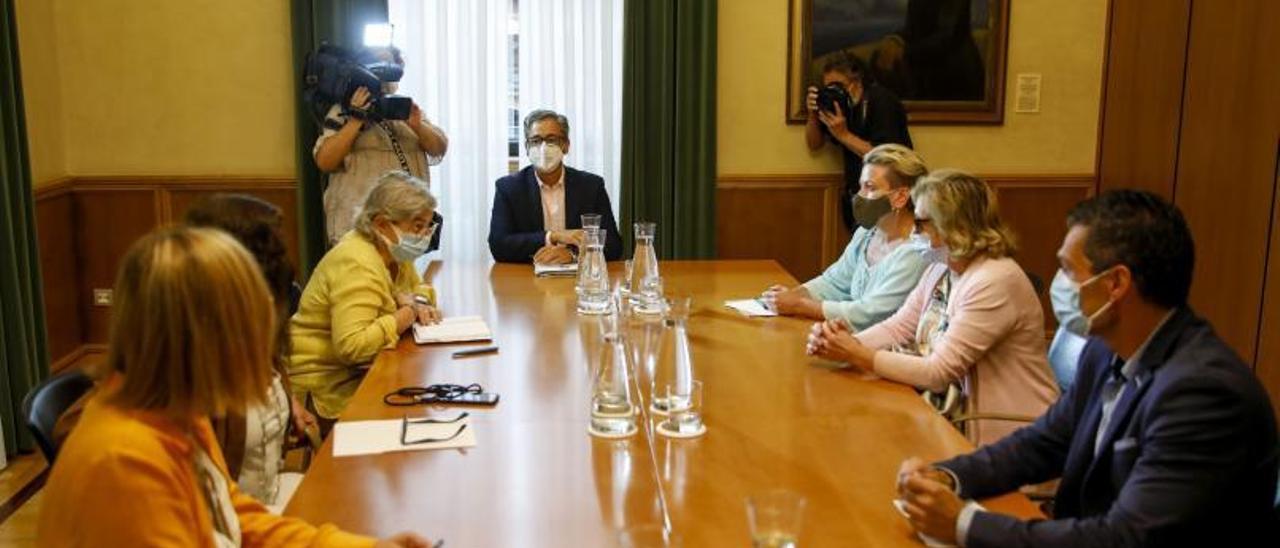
[528,143,564,173]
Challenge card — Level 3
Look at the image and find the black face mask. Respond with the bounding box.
[851,193,893,230]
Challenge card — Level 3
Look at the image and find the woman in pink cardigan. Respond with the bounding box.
[807,169,1058,446]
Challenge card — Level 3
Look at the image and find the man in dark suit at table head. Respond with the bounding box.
[896,190,1279,546]
[488,109,623,264]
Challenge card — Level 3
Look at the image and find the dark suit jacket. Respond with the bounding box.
[937,307,1279,547]
[488,165,623,263]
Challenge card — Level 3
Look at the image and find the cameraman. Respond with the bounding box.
[805,54,912,234]
[314,46,449,245]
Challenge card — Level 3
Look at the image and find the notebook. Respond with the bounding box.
[412,315,493,344]
[333,416,477,457]
[534,262,578,277]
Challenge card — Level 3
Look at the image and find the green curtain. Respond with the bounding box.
[620,0,718,259]
[0,0,49,456]
[290,0,389,276]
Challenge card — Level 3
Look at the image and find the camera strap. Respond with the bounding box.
[379,121,414,175]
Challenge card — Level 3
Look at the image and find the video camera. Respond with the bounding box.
[303,44,412,122]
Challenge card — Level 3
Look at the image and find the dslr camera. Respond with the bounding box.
[816,83,853,116]
[303,44,412,122]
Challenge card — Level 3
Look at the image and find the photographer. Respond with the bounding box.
[805,54,913,234]
[313,46,449,245]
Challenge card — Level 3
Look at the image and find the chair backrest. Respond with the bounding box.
[21,370,95,464]
[289,280,304,316]
[1048,326,1088,392]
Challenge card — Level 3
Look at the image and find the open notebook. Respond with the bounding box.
[412,316,493,344]
[534,262,578,277]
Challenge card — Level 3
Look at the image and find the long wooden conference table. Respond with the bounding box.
[285,260,1042,546]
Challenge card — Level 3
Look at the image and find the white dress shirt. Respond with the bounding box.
[539,168,567,246]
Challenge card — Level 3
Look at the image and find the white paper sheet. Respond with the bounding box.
[332,417,477,457]
[724,298,778,317]
[534,262,579,277]
[413,315,492,344]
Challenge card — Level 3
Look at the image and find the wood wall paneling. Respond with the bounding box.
[34,177,300,364]
[1096,0,1191,198]
[169,186,301,269]
[987,178,1096,328]
[1174,0,1280,362]
[72,188,158,344]
[716,175,845,281]
[33,185,81,363]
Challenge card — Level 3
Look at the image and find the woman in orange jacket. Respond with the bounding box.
[37,227,429,547]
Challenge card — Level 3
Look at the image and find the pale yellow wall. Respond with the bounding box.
[718,0,1109,176]
[17,0,297,181]
[15,0,66,187]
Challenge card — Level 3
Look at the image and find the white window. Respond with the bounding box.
[390,0,623,262]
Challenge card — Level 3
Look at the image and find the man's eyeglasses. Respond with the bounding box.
[526,135,567,148]
[401,412,469,446]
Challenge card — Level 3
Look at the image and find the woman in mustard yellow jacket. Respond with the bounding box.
[289,171,441,429]
[38,227,429,547]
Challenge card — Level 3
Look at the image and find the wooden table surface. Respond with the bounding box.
[285,260,1043,546]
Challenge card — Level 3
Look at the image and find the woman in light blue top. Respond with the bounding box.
[764,144,935,330]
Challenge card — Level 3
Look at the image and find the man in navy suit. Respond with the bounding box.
[488,109,623,264]
[896,190,1279,546]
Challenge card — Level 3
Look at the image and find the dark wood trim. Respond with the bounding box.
[30,177,75,199]
[34,175,296,196]
[718,173,1095,188]
[1093,0,1115,189]
[0,469,48,526]
[48,345,88,374]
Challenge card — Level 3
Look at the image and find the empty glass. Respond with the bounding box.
[576,228,610,314]
[590,292,638,438]
[746,490,806,548]
[629,222,663,313]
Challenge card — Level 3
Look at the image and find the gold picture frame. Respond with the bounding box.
[786,0,1010,125]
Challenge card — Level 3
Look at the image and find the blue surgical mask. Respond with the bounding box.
[1050,269,1089,336]
[1054,267,1118,335]
[381,224,434,262]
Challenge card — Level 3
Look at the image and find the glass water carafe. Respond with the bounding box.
[650,295,693,415]
[589,291,638,438]
[629,222,662,313]
[576,227,610,314]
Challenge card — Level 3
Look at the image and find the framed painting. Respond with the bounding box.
[786,0,1010,124]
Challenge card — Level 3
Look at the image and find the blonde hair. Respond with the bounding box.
[107,227,275,419]
[353,170,437,239]
[911,169,1018,260]
[864,143,928,189]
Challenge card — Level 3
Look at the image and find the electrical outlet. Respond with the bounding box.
[93,288,113,307]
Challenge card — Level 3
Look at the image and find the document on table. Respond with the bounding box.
[534,262,578,277]
[724,298,778,317]
[333,416,477,457]
[413,315,492,344]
